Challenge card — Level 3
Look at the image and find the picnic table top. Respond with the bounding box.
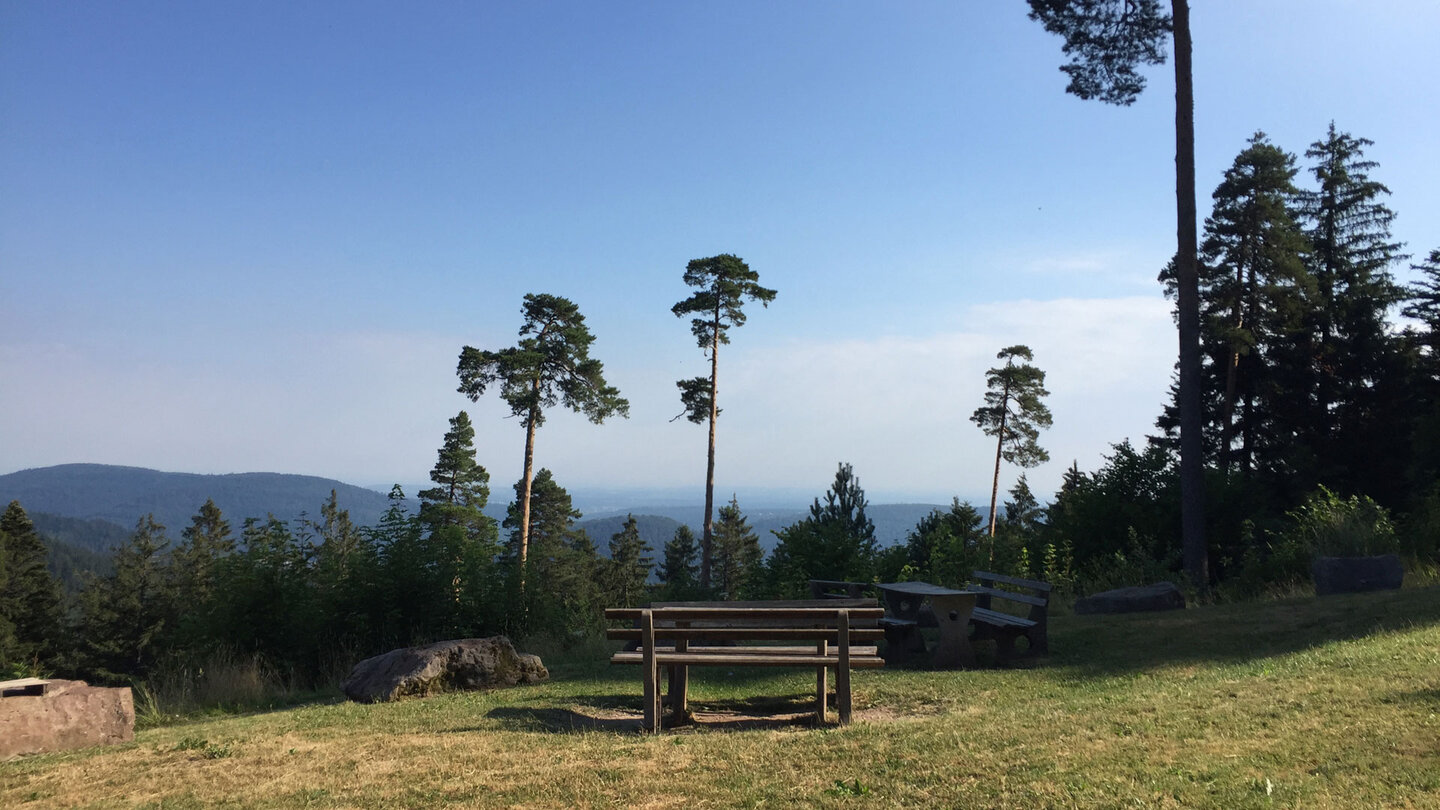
[877,581,976,597]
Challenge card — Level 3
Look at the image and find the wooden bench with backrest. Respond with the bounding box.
[968,570,1052,658]
[606,599,884,732]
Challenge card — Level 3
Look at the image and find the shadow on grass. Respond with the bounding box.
[484,692,833,734]
[1046,584,1440,679]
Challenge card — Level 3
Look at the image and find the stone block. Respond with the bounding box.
[0,679,135,760]
[1075,581,1186,615]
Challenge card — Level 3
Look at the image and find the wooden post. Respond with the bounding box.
[672,621,690,722]
[815,638,828,723]
[641,609,658,733]
[837,609,852,724]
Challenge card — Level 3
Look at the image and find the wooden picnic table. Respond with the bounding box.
[876,581,978,668]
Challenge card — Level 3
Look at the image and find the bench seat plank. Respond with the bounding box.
[618,645,879,657]
[607,627,884,642]
[605,606,884,622]
[611,652,884,668]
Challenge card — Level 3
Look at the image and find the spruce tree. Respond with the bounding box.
[1298,124,1407,490]
[711,497,764,601]
[672,254,776,589]
[1195,132,1313,476]
[659,525,700,599]
[0,501,63,670]
[78,515,174,680]
[604,515,653,608]
[417,411,498,545]
[501,469,598,636]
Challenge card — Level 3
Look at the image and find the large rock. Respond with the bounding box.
[1313,554,1404,596]
[341,636,547,703]
[0,679,134,760]
[1075,582,1186,615]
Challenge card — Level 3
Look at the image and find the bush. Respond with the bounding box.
[1280,486,1397,558]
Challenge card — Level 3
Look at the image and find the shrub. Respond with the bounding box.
[1280,486,1397,558]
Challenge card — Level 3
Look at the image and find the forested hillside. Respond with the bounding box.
[0,464,396,533]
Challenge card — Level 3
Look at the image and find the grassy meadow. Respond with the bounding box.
[4,586,1439,809]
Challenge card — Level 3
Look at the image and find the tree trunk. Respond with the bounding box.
[519,383,540,579]
[700,306,720,590]
[1172,0,1209,588]
[986,379,1012,557]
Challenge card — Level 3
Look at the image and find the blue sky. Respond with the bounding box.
[3,1,1437,507]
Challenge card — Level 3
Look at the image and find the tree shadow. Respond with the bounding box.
[1045,584,1440,679]
[483,692,831,734]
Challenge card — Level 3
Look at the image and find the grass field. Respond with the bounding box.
[4,587,1439,809]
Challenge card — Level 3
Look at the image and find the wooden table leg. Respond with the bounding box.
[671,629,690,722]
[929,593,977,669]
[815,639,828,723]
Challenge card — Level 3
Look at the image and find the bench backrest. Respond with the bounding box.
[971,570,1052,623]
[808,579,871,599]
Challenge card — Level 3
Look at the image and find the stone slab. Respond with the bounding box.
[0,680,135,760]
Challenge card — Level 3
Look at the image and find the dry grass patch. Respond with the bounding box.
[4,586,1440,808]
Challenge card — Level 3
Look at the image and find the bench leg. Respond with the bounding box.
[837,609,852,724]
[641,610,659,732]
[668,663,690,721]
[815,640,828,723]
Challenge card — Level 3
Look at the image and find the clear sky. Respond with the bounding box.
[3,1,1437,507]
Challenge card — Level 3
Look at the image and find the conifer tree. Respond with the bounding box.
[1298,124,1407,488]
[672,254,776,589]
[0,501,63,670]
[971,346,1053,546]
[417,411,498,545]
[711,497,764,601]
[659,525,700,599]
[1195,132,1313,475]
[457,294,628,572]
[501,469,598,636]
[1001,474,1046,538]
[78,515,174,679]
[768,465,878,596]
[604,515,653,608]
[904,499,986,587]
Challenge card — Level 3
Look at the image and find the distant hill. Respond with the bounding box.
[0,464,397,542]
[576,514,684,553]
[579,503,947,553]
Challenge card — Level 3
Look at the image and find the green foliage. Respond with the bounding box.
[603,515,652,608]
[1025,0,1171,106]
[458,294,630,430]
[767,464,878,596]
[894,499,987,587]
[77,515,176,680]
[1280,486,1396,558]
[671,254,778,353]
[1044,441,1180,576]
[657,524,700,599]
[711,497,763,600]
[502,469,601,640]
[0,501,63,670]
[417,412,498,544]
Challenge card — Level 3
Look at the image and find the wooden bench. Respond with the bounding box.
[969,570,1052,659]
[606,600,885,732]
